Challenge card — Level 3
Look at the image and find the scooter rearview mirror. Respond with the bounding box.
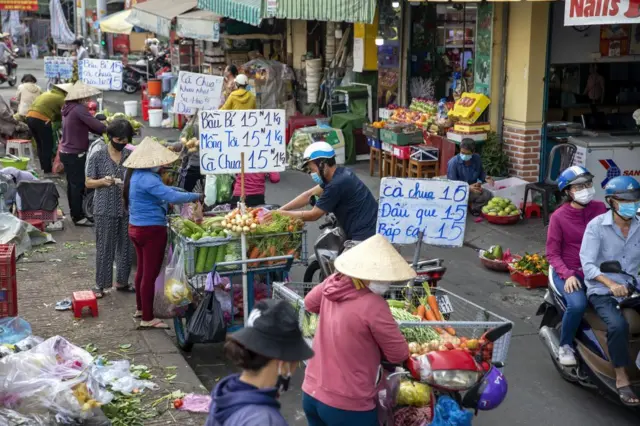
[600,260,623,274]
[483,322,513,343]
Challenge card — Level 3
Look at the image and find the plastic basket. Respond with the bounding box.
[0,244,17,318]
[272,282,513,365]
[17,209,58,223]
[508,267,548,289]
[482,212,520,225]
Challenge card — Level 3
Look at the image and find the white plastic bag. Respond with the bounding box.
[205,175,217,206]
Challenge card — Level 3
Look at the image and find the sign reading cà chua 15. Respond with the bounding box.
[565,0,640,26]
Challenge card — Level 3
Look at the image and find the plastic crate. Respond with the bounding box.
[366,137,381,150]
[508,267,547,289]
[392,145,412,160]
[0,244,17,317]
[17,209,58,223]
[273,282,514,365]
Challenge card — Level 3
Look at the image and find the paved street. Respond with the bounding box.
[9,58,640,425]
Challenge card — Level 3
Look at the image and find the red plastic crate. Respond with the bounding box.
[0,244,17,317]
[17,209,58,223]
[392,145,412,160]
[508,267,547,289]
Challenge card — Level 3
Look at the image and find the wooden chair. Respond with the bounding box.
[408,158,439,178]
[382,151,396,177]
[395,158,410,177]
[369,147,382,177]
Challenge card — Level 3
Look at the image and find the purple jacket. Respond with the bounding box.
[60,102,106,154]
[546,201,608,280]
[205,374,288,426]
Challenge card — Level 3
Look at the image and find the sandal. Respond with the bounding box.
[92,288,104,299]
[133,310,143,318]
[115,284,136,293]
[617,385,640,406]
[139,319,169,329]
[55,298,72,311]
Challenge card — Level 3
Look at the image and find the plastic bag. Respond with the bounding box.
[0,317,32,344]
[91,360,157,395]
[52,146,64,174]
[164,248,192,307]
[178,393,212,413]
[153,246,177,319]
[187,291,227,344]
[377,368,402,426]
[429,396,472,426]
[0,408,52,425]
[205,175,217,206]
[216,174,234,203]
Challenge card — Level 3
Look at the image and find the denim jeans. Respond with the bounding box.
[589,294,630,368]
[552,271,588,347]
[302,393,377,426]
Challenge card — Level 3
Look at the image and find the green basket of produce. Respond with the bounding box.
[0,156,30,170]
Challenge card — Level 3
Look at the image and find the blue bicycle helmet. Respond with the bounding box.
[604,176,640,201]
[557,166,594,192]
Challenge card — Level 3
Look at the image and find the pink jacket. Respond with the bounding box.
[302,273,409,411]
[232,172,280,196]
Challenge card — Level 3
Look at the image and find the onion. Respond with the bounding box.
[221,221,227,227]
[250,223,257,230]
[408,342,421,354]
[242,226,250,233]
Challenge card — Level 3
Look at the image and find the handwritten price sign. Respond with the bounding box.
[377,178,469,247]
[199,109,286,174]
[79,59,123,91]
[44,57,74,79]
[174,71,224,115]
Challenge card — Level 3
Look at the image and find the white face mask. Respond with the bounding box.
[368,281,391,295]
[573,187,595,205]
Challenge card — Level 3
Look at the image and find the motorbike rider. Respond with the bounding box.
[278,142,378,242]
[0,33,16,76]
[72,39,88,62]
[546,166,607,366]
[579,175,640,406]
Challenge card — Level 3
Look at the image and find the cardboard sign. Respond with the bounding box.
[78,59,123,91]
[377,178,469,247]
[44,56,74,79]
[174,71,224,115]
[199,109,286,174]
[565,0,640,26]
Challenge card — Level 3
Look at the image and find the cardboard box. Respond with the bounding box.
[482,177,530,207]
[363,123,380,140]
[454,122,491,133]
[129,32,154,53]
[447,131,487,143]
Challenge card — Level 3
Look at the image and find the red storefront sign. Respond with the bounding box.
[565,0,640,26]
[0,0,38,11]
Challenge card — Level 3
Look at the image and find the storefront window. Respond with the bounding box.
[377,1,402,108]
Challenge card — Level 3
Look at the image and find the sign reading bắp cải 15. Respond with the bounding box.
[174,71,224,115]
[565,0,640,26]
[198,109,287,174]
[377,178,469,247]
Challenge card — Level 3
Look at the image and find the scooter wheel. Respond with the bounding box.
[122,82,138,94]
[303,260,325,283]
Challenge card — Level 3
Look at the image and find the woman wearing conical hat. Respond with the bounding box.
[301,234,412,425]
[123,137,202,329]
[59,81,106,226]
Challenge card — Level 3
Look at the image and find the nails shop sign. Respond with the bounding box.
[565,0,640,26]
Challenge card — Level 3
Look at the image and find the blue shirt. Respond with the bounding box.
[316,167,378,241]
[446,154,486,185]
[580,211,640,298]
[128,169,199,227]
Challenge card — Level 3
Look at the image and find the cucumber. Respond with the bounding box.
[195,247,208,274]
[205,246,218,272]
[215,243,226,264]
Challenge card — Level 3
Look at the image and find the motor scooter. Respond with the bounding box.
[0,50,18,87]
[537,261,640,402]
[122,51,170,94]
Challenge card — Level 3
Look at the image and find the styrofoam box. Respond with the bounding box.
[334,144,346,165]
[482,177,529,207]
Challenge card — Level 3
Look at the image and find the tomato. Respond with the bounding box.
[173,399,184,409]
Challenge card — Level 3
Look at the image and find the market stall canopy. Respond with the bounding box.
[197,0,263,27]
[176,10,221,42]
[97,10,134,35]
[271,0,376,24]
[127,0,197,38]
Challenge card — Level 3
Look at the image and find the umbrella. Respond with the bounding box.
[96,10,133,35]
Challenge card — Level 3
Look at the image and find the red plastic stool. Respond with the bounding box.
[520,202,541,219]
[72,291,99,318]
[25,219,44,231]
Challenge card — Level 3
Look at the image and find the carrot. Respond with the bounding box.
[417,305,426,320]
[249,246,260,258]
[423,305,444,333]
[427,295,443,321]
[444,326,456,336]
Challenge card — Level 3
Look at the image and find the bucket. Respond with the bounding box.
[124,100,138,117]
[148,109,163,128]
[147,79,162,97]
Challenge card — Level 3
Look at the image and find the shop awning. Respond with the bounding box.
[127,0,198,37]
[97,10,134,35]
[197,0,263,27]
[176,10,221,42]
[271,0,376,24]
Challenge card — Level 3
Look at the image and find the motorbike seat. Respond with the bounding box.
[583,306,640,334]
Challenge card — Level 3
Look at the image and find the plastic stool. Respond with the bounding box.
[72,291,99,318]
[25,219,44,231]
[6,139,35,164]
[520,202,541,219]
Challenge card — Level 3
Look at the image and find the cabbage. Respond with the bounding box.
[396,381,431,407]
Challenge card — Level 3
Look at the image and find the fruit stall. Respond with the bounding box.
[273,280,513,424]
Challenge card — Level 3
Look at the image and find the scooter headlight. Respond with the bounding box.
[431,370,483,391]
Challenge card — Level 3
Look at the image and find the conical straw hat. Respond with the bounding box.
[123,137,179,169]
[54,83,74,93]
[64,81,102,101]
[334,234,417,282]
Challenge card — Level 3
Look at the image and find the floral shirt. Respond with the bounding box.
[86,145,131,217]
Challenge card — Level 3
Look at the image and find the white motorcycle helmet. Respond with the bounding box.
[302,142,335,169]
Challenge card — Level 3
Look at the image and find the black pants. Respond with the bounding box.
[182,167,203,192]
[59,152,86,222]
[26,117,54,173]
[230,194,265,207]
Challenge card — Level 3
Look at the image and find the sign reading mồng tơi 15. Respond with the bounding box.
[199,109,287,174]
[377,178,469,247]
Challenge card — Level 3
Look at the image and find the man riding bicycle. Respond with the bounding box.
[278,142,378,241]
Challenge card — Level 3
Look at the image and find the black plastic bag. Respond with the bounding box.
[187,291,227,343]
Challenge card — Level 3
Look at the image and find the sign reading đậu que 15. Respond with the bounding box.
[565,0,640,26]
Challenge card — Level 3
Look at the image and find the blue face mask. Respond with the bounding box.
[460,153,472,162]
[617,201,639,219]
[310,172,323,185]
[150,167,161,173]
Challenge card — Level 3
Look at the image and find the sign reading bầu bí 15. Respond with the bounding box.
[565,0,640,26]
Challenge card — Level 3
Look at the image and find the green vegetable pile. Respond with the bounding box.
[172,216,230,274]
[390,307,440,343]
[302,313,318,337]
[101,110,144,131]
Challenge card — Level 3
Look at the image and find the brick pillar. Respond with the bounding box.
[502,122,542,182]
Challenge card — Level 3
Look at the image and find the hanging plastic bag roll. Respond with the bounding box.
[205,175,217,206]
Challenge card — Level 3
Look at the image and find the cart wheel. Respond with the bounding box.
[174,306,195,352]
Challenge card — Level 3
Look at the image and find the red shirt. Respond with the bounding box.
[232,172,280,196]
